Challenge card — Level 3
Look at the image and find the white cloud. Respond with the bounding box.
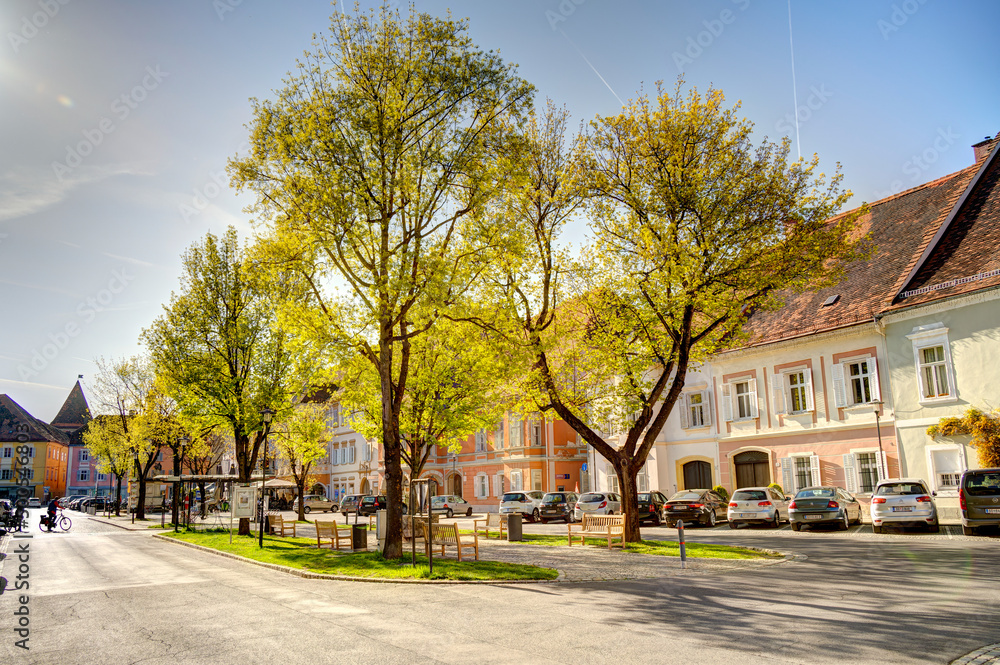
[0,164,153,222]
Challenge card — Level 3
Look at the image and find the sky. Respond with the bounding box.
[1,0,998,421]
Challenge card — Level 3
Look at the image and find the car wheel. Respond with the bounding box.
[770,512,780,528]
[446,509,454,519]
[839,512,850,531]
[962,525,977,536]
[927,520,940,533]
[652,513,661,527]
[872,525,882,534]
[791,522,801,532]
[532,508,540,523]
[466,508,472,517]
[303,506,311,514]
[707,511,717,527]
[342,512,347,517]
[729,520,738,530]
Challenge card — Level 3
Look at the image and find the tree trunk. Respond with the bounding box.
[135,458,147,520]
[296,477,306,522]
[171,451,181,526]
[379,334,403,559]
[616,459,642,543]
[114,475,123,516]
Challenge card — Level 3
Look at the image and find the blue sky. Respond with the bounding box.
[1,0,998,420]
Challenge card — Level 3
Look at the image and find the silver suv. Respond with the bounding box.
[292,494,337,514]
[499,490,546,522]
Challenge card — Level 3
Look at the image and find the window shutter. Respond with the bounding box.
[876,450,888,481]
[773,372,786,415]
[809,454,821,486]
[780,457,793,493]
[842,453,858,493]
[721,384,734,422]
[804,370,815,411]
[701,390,713,426]
[869,357,882,402]
[831,362,848,407]
[350,446,356,464]
[748,378,760,418]
[679,394,690,429]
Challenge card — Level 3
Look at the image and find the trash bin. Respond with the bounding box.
[351,523,368,551]
[87,505,97,516]
[506,513,522,541]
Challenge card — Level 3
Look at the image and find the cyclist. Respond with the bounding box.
[42,497,59,531]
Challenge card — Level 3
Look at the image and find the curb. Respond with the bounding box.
[951,642,1000,664]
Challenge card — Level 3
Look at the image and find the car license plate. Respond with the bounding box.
[739,513,756,518]
[803,514,823,520]
[670,506,685,511]
[985,508,1000,514]
[891,506,913,512]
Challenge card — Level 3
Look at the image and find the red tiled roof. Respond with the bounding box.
[50,380,92,429]
[0,394,71,444]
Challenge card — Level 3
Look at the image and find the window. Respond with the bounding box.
[97,472,107,482]
[494,421,504,450]
[926,445,965,494]
[680,390,712,429]
[529,420,542,446]
[79,469,89,482]
[510,470,523,491]
[0,469,11,480]
[842,451,887,494]
[938,472,960,490]
[831,357,880,407]
[474,430,487,452]
[475,474,489,499]
[774,370,815,415]
[608,473,620,494]
[856,453,879,493]
[907,323,956,403]
[349,445,356,464]
[721,379,758,422]
[80,449,89,461]
[3,447,11,458]
[328,405,340,429]
[637,464,649,492]
[780,454,820,492]
[919,346,950,399]
[510,415,523,447]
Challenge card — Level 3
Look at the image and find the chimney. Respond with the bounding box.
[973,134,998,163]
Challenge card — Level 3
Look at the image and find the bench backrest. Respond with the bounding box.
[429,523,459,546]
[487,513,503,527]
[582,514,624,529]
[267,514,283,526]
[315,520,338,537]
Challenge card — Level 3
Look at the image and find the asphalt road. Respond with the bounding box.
[1,509,997,665]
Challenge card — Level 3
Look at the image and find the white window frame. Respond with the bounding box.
[842,449,887,494]
[831,356,881,408]
[926,443,967,495]
[475,430,487,452]
[906,324,957,404]
[79,469,90,482]
[608,473,620,494]
[510,470,523,491]
[494,421,504,450]
[510,415,523,447]
[96,472,107,482]
[773,368,815,416]
[780,453,820,493]
[475,473,489,499]
[80,449,89,461]
[529,419,542,446]
[680,390,712,429]
[722,379,759,422]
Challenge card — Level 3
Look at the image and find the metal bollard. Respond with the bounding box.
[677,519,687,569]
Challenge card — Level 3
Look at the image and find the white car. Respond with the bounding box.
[573,492,622,521]
[430,495,473,518]
[870,478,939,533]
[27,498,41,508]
[499,490,546,522]
[727,486,790,528]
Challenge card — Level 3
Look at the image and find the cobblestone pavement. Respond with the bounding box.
[951,642,1000,665]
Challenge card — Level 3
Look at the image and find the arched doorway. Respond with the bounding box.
[734,450,771,488]
[360,478,370,495]
[682,460,713,489]
[449,473,462,497]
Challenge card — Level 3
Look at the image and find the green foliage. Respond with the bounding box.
[519,534,776,560]
[928,407,1000,468]
[713,485,730,502]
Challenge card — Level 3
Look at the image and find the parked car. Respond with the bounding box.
[727,486,791,529]
[357,495,407,517]
[69,497,88,510]
[27,497,41,508]
[59,495,87,508]
[500,490,547,522]
[870,478,938,533]
[637,491,669,526]
[339,494,369,516]
[663,489,728,527]
[430,495,473,518]
[538,491,580,523]
[960,468,1000,536]
[789,486,862,531]
[573,492,621,521]
[293,494,337,514]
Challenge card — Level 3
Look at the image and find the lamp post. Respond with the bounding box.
[258,408,275,548]
[130,447,139,524]
[871,400,886,481]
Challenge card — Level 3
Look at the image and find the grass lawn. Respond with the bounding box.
[518,533,780,560]
[163,530,558,580]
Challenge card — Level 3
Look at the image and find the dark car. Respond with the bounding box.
[960,468,1000,535]
[357,495,407,516]
[538,491,579,523]
[789,486,862,531]
[637,491,669,526]
[339,494,369,516]
[663,489,728,527]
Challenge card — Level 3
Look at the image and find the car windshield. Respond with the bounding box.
[668,492,703,501]
[579,493,604,503]
[795,488,835,498]
[637,493,653,501]
[431,497,445,504]
[501,493,525,502]
[361,497,375,505]
[964,472,1000,496]
[733,490,768,501]
[542,494,566,503]
[875,483,926,496]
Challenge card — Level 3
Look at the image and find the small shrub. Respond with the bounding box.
[712,485,729,502]
[768,483,784,496]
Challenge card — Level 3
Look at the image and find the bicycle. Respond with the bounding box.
[42,510,72,532]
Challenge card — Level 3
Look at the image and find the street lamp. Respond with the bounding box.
[130,447,139,525]
[258,407,275,548]
[871,400,886,482]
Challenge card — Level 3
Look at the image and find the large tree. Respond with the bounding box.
[143,227,308,535]
[229,6,532,556]
[271,403,329,521]
[478,85,869,542]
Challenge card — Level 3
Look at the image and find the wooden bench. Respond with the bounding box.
[567,514,625,550]
[267,514,297,537]
[426,522,479,561]
[473,512,507,539]
[315,520,353,550]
